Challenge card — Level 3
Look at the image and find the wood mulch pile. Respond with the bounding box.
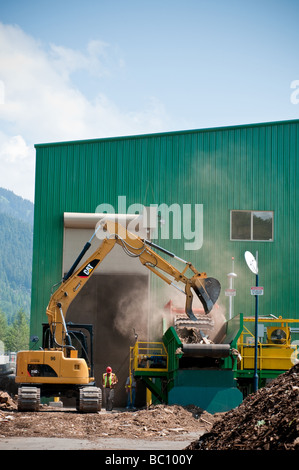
[0,391,17,411]
[0,401,214,441]
[186,363,299,451]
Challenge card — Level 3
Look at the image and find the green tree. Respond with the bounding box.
[0,309,9,352]
[6,309,29,352]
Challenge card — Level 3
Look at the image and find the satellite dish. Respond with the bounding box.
[244,251,258,274]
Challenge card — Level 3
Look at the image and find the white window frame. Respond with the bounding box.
[230,210,274,242]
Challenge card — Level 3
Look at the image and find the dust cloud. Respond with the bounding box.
[208,305,227,343]
[112,274,228,345]
[113,282,149,341]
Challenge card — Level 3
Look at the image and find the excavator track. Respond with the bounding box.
[76,386,102,412]
[17,386,40,411]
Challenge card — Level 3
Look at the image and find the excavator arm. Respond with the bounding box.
[46,220,221,349]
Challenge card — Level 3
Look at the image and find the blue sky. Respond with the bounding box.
[0,0,298,201]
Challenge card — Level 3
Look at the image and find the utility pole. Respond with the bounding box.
[245,251,263,393]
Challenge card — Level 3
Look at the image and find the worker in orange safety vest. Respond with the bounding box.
[102,366,118,411]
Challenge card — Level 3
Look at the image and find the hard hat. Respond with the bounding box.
[106,366,112,373]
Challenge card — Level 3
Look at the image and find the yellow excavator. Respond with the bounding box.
[15,220,221,411]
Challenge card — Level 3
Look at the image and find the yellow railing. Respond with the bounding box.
[130,341,168,373]
[238,317,299,371]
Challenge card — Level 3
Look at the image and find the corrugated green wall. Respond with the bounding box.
[31,119,299,338]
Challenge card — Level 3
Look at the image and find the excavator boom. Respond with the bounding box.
[141,237,220,321]
[46,220,221,348]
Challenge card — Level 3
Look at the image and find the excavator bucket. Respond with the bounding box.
[184,276,221,321]
[193,277,221,315]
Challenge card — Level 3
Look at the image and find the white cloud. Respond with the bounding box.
[0,134,30,163]
[0,23,171,201]
[50,39,112,80]
[0,131,35,201]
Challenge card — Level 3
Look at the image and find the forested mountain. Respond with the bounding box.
[0,188,33,323]
[0,188,33,226]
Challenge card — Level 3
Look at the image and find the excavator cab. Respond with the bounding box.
[42,322,95,375]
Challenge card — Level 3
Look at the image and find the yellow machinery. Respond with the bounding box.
[237,316,299,392]
[16,220,220,411]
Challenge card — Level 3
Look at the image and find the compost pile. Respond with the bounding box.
[186,363,299,451]
[0,402,214,441]
[177,327,203,344]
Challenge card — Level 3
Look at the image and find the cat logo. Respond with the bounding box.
[78,259,100,278]
[83,264,94,276]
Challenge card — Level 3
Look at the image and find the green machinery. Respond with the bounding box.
[129,312,299,413]
[130,312,243,414]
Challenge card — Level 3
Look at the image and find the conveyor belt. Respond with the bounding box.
[181,343,231,358]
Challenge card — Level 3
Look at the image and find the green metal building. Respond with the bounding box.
[31,118,299,408]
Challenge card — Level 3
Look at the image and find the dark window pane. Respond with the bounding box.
[253,212,273,240]
[231,211,251,239]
